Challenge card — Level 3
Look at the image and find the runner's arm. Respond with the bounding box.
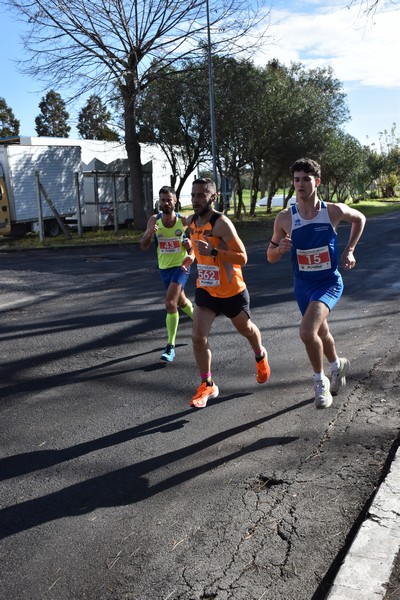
[140,215,158,250]
[217,236,247,266]
[334,204,366,270]
[196,216,247,265]
[267,211,292,263]
[181,216,195,273]
[181,215,193,254]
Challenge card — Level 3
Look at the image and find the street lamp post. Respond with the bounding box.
[206,0,219,202]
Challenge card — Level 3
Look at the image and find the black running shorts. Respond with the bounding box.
[195,287,251,319]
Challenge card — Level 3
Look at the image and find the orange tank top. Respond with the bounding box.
[189,213,246,298]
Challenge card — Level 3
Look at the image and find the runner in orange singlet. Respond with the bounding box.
[182,178,271,408]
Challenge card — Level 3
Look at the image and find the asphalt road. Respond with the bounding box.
[0,213,399,600]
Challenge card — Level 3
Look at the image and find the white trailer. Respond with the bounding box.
[18,138,194,229]
[0,143,81,236]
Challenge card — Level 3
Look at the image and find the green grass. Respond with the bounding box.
[347,199,400,217]
[1,198,399,250]
[0,228,144,250]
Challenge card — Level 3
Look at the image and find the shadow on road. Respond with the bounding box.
[0,397,311,539]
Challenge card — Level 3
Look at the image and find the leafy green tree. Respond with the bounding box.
[319,131,367,202]
[193,58,351,214]
[250,60,349,212]
[137,56,351,216]
[35,90,70,137]
[363,149,386,196]
[251,60,298,213]
[0,97,20,138]
[211,56,263,217]
[136,63,211,201]
[377,124,400,197]
[320,125,399,202]
[78,95,119,141]
[137,56,263,216]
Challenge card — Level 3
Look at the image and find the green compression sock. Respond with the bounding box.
[166,311,179,346]
[180,298,194,319]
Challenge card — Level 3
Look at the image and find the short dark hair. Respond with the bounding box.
[290,158,321,179]
[192,177,216,194]
[159,185,176,196]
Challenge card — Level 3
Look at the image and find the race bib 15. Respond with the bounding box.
[296,246,331,271]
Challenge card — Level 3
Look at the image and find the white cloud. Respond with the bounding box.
[254,4,400,88]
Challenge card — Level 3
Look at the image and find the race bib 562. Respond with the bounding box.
[198,264,220,287]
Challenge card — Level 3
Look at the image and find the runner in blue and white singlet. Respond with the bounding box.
[290,200,343,316]
[267,158,366,409]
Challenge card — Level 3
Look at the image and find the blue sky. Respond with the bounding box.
[1,0,399,148]
[255,0,400,148]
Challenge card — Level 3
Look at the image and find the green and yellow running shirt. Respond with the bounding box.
[155,212,188,270]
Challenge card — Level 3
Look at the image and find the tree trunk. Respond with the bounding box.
[234,175,245,219]
[266,180,278,214]
[123,91,148,230]
[250,166,261,216]
[283,186,294,208]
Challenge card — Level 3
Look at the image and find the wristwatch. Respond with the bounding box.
[211,247,218,257]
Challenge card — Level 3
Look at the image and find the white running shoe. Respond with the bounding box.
[314,375,333,409]
[330,358,350,396]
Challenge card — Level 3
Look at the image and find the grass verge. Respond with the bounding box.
[1,199,399,250]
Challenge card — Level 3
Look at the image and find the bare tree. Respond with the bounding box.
[5,0,270,229]
[348,0,399,15]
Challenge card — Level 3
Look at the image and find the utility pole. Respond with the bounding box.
[206,0,219,205]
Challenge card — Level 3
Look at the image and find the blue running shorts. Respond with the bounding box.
[294,274,343,315]
[159,266,190,290]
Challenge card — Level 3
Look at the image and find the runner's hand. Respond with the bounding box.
[342,249,356,270]
[181,255,194,274]
[278,234,292,255]
[194,239,212,256]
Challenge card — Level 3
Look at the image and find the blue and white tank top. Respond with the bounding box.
[290,201,338,282]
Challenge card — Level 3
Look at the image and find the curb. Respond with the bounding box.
[327,447,400,599]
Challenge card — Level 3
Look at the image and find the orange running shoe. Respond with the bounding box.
[256,347,271,384]
[190,381,219,409]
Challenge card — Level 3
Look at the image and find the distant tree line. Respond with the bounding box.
[136,57,400,214]
[0,92,119,141]
[1,56,399,220]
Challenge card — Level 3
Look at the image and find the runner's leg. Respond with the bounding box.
[191,304,216,376]
[299,300,329,373]
[230,310,263,353]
